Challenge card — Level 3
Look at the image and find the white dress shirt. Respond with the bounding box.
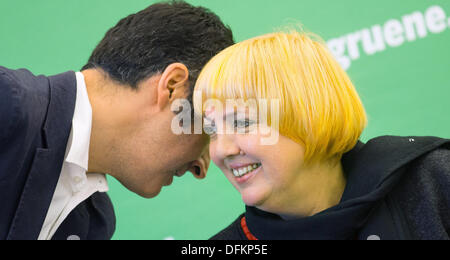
[38,72,108,240]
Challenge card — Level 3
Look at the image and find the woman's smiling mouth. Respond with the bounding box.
[229,163,262,183]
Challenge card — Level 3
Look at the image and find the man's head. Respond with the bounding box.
[82,1,234,198]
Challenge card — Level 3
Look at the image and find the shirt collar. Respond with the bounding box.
[64,71,92,171]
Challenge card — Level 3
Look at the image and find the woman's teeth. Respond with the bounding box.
[232,163,261,177]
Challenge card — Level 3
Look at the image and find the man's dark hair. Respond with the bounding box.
[82,0,234,103]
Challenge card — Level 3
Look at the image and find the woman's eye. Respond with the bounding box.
[234,119,253,128]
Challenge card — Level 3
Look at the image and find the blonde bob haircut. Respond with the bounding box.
[194,30,367,165]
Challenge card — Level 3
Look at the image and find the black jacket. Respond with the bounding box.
[0,66,115,240]
[211,136,450,240]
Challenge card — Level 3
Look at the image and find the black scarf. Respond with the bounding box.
[245,136,449,240]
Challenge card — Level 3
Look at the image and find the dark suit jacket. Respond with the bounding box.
[0,66,115,240]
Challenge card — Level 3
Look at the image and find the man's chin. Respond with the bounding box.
[135,187,162,199]
[137,176,174,198]
[124,182,163,198]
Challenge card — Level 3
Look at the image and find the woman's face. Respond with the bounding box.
[205,104,308,213]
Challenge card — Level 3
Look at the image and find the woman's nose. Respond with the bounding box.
[212,133,241,160]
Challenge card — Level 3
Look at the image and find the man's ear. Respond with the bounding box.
[156,63,189,110]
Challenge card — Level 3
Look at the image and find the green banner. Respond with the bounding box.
[0,0,448,239]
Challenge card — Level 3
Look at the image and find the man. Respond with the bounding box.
[0,1,234,240]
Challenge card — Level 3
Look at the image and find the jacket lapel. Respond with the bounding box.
[7,71,76,240]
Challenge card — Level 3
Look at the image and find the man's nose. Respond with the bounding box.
[188,163,206,179]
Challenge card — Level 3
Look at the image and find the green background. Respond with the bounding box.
[0,0,449,239]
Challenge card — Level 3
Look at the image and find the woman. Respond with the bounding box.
[194,30,450,240]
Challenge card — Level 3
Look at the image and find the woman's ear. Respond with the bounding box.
[156,63,190,110]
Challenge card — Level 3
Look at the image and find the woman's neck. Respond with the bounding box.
[261,160,347,218]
